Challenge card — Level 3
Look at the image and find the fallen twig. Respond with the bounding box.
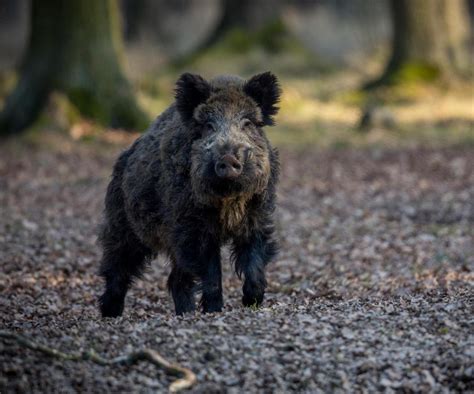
[0,330,196,392]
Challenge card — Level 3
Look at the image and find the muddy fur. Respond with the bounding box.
[98,72,281,316]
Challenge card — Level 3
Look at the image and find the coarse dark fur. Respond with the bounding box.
[98,72,281,317]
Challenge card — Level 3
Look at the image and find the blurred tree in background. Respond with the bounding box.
[194,0,285,52]
[0,0,148,135]
[368,0,471,87]
[0,0,472,137]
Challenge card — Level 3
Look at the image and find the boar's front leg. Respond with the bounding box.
[199,247,223,313]
[169,234,223,315]
[233,230,278,307]
[167,266,196,315]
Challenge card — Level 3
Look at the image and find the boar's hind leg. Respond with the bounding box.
[99,232,151,318]
[233,232,278,307]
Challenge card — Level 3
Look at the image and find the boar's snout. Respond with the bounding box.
[214,154,243,179]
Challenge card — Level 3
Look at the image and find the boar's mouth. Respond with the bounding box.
[208,177,245,197]
[191,175,256,207]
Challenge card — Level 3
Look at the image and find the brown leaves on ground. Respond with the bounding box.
[0,135,473,392]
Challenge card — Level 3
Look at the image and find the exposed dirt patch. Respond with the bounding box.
[1,136,473,392]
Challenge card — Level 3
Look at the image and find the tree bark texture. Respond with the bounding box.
[368,0,470,87]
[0,0,148,134]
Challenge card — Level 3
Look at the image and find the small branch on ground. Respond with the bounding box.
[0,330,196,392]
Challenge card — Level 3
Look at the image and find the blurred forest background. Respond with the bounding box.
[0,0,472,146]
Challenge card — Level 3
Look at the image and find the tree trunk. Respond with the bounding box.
[194,0,256,51]
[367,0,470,88]
[0,0,148,135]
[188,0,285,55]
[122,0,147,42]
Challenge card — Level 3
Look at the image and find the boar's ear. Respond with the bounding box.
[175,73,211,121]
[244,72,281,126]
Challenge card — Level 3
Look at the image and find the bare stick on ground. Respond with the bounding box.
[0,330,196,392]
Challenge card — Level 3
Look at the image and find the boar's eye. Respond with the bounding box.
[204,122,214,133]
[242,119,253,129]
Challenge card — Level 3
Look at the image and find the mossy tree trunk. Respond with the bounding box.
[0,0,148,135]
[367,0,470,88]
[191,0,284,54]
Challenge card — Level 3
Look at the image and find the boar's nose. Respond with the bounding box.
[215,154,243,179]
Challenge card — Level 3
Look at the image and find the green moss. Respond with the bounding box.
[214,19,305,55]
[224,29,254,53]
[391,63,441,84]
[0,71,17,98]
[438,327,449,335]
[364,62,442,90]
[67,88,107,124]
[49,92,82,125]
[65,87,149,131]
[336,89,369,106]
[24,93,83,136]
[254,19,289,53]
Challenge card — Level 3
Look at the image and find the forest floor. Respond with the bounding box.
[0,128,473,393]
